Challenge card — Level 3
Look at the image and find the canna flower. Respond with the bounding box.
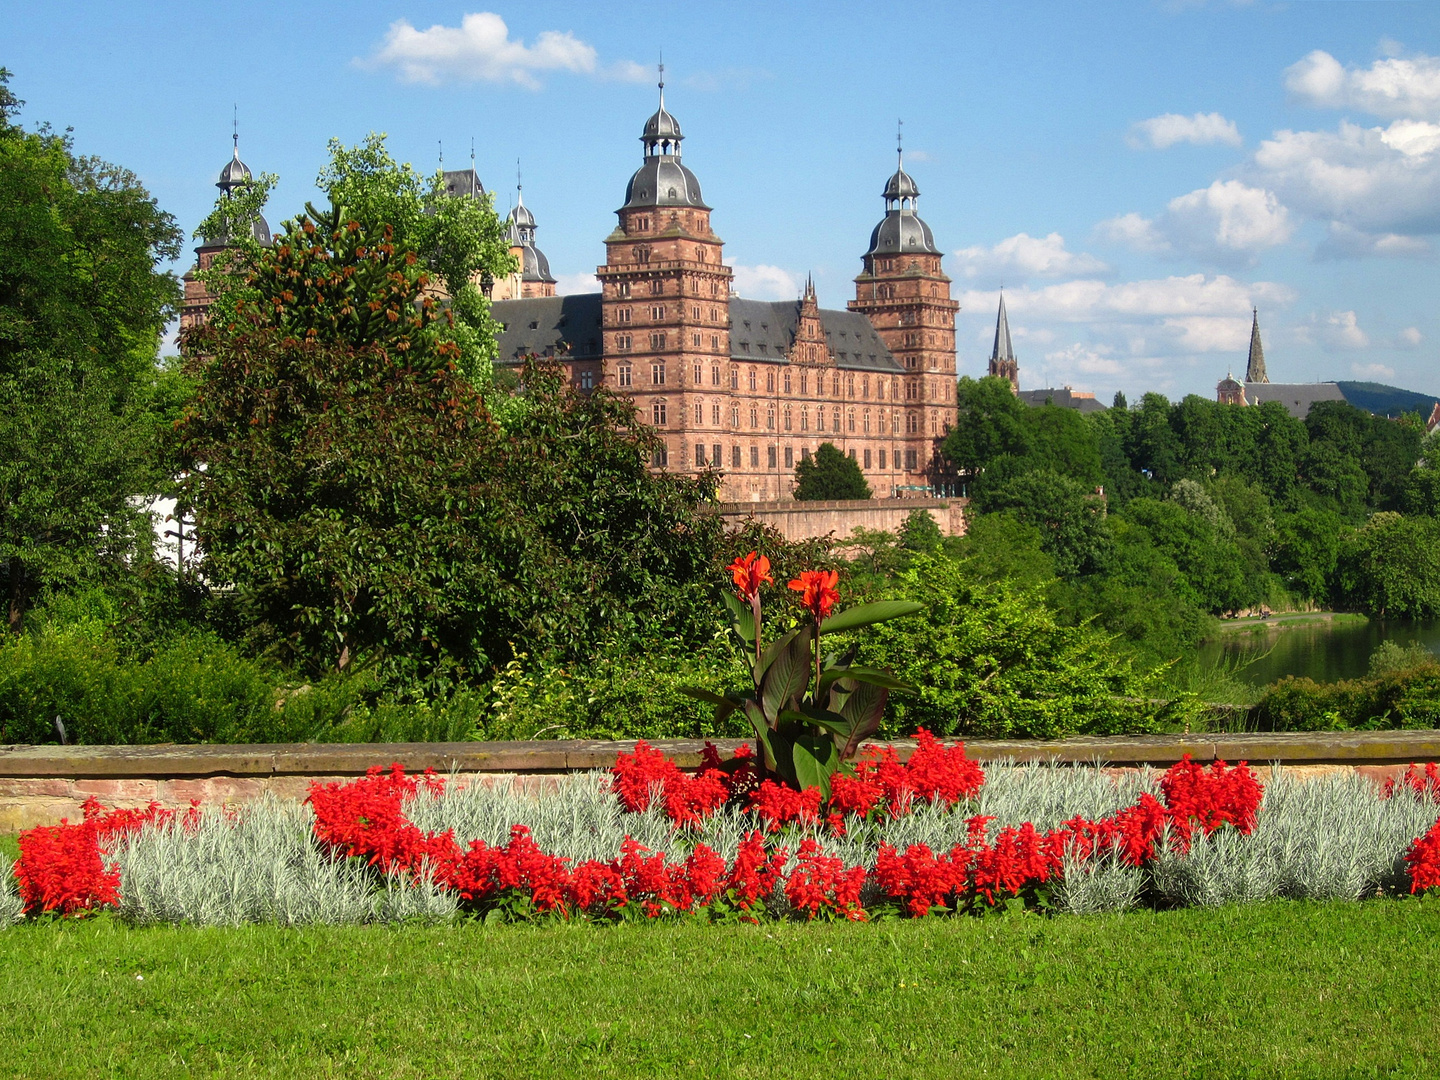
[728,551,773,602]
[788,569,840,625]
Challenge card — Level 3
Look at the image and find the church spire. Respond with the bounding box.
[988,292,1019,392]
[1245,308,1268,383]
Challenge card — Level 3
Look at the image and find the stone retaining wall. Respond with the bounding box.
[711,497,967,541]
[2,730,1438,832]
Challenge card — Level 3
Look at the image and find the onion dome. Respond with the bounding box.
[506,188,555,284]
[206,134,271,247]
[863,148,941,262]
[622,71,708,210]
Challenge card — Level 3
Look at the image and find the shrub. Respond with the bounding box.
[1249,661,1440,731]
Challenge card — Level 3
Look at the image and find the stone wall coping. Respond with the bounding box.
[2,729,1438,780]
[712,496,958,514]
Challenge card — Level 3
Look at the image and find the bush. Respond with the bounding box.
[1248,659,1440,731]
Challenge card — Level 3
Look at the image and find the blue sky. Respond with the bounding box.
[6,0,1439,401]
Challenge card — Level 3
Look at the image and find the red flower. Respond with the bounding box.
[788,569,840,624]
[728,551,773,602]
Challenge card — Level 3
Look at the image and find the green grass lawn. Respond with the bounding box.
[2,900,1437,1079]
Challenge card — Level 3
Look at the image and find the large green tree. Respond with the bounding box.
[793,442,871,500]
[0,70,183,626]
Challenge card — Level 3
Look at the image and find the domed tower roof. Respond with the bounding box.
[204,132,271,248]
[622,67,709,211]
[863,141,940,263]
[505,187,555,284]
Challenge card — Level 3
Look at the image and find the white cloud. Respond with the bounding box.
[951,232,1108,282]
[363,12,643,89]
[553,272,600,295]
[961,273,1294,324]
[1043,343,1121,376]
[1398,326,1424,348]
[727,263,799,300]
[1128,112,1242,149]
[903,149,934,164]
[1285,49,1440,121]
[1099,180,1292,264]
[1302,310,1370,350]
[1315,222,1432,260]
[1351,361,1396,380]
[1250,120,1440,237]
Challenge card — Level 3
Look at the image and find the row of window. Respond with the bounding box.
[613,362,949,403]
[612,305,724,324]
[647,400,947,436]
[656,444,922,472]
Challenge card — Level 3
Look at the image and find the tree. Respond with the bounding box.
[941,376,1030,476]
[1333,512,1440,619]
[1272,506,1345,604]
[180,203,719,683]
[898,508,943,553]
[196,133,514,384]
[0,69,183,626]
[793,443,871,500]
[972,470,1110,578]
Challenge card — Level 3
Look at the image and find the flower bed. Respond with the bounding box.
[4,742,1439,927]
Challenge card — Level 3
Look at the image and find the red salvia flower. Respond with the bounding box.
[1404,816,1440,894]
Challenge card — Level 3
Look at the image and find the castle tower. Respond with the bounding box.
[989,292,1019,392]
[493,182,557,300]
[596,70,732,471]
[847,138,958,479]
[1245,309,1268,384]
[1216,372,1247,406]
[179,131,272,333]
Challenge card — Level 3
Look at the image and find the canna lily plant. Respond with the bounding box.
[683,552,924,797]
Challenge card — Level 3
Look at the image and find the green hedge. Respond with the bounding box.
[1248,661,1440,731]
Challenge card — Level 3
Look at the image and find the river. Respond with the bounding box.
[1197,617,1440,687]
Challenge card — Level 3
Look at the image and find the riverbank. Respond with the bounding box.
[1210,611,1367,634]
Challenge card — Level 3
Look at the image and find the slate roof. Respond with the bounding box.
[728,298,903,372]
[991,294,1016,363]
[1244,382,1346,419]
[492,295,604,363]
[1017,388,1107,413]
[491,294,904,373]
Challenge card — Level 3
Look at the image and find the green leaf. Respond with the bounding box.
[760,625,811,723]
[819,665,918,698]
[723,591,755,645]
[791,734,839,799]
[743,701,779,772]
[836,681,889,760]
[678,686,741,722]
[820,600,926,635]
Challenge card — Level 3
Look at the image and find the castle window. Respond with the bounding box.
[529,321,539,330]
[785,447,794,468]
[766,372,775,392]
[863,410,871,433]
[800,408,809,432]
[619,307,631,323]
[892,413,900,433]
[653,447,668,467]
[767,406,775,430]
[619,282,631,298]
[580,371,594,390]
[879,449,887,469]
[878,381,885,400]
[651,332,667,350]
[748,369,757,391]
[832,408,841,430]
[653,402,668,425]
[783,406,792,431]
[712,402,721,425]
[638,247,651,264]
[768,446,777,468]
[617,334,632,352]
[783,371,792,393]
[750,405,758,428]
[650,280,662,295]
[695,402,703,424]
[847,409,856,433]
[905,449,917,471]
[711,335,720,351]
[652,363,665,385]
[652,305,665,320]
[731,404,740,427]
[730,366,738,389]
[713,442,722,465]
[694,363,702,384]
[693,306,700,319]
[800,372,808,394]
[711,364,720,385]
[864,449,872,469]
[695,444,706,466]
[862,376,870,398]
[750,446,759,467]
[741,342,750,354]
[906,411,918,433]
[832,374,840,395]
[618,364,632,386]
[848,449,856,461]
[847,376,855,397]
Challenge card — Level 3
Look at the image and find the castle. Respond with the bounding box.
[181,80,1026,501]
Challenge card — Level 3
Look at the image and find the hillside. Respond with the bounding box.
[1337,381,1440,418]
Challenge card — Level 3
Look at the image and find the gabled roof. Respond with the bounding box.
[1244,382,1345,418]
[729,298,903,372]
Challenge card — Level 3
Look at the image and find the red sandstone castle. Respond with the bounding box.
[183,82,990,501]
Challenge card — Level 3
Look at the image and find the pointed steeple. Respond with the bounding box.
[1245,308,1268,384]
[988,292,1020,392]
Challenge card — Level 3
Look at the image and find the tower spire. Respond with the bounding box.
[232,104,239,158]
[989,291,1020,392]
[1246,307,1268,383]
[897,118,903,170]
